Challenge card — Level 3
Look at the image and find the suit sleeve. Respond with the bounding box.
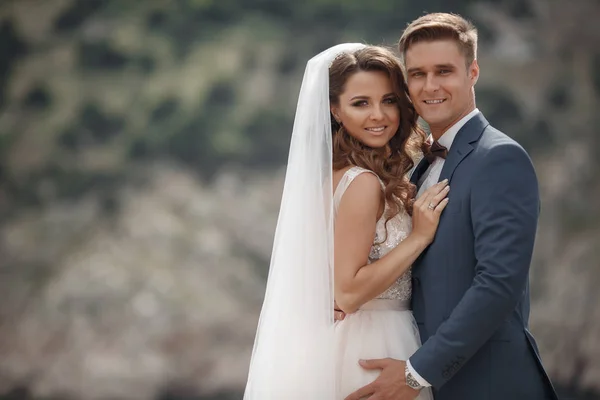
[409,142,540,388]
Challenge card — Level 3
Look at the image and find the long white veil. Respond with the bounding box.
[243,43,366,399]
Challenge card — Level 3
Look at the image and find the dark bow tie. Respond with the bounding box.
[425,141,448,163]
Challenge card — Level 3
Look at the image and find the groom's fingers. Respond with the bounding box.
[344,382,375,400]
[359,358,389,369]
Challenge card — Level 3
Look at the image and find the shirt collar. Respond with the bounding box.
[432,108,480,149]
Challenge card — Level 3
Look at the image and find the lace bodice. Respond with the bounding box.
[333,166,413,301]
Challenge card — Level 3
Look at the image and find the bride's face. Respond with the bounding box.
[331,70,400,148]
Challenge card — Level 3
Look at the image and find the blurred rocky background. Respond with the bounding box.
[0,0,598,399]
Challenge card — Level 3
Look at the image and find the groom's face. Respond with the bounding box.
[405,39,479,137]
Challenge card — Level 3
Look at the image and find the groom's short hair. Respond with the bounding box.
[398,13,478,67]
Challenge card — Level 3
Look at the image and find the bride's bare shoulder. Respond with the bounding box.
[337,170,383,209]
[332,166,354,188]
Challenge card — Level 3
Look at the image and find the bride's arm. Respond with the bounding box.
[334,174,448,314]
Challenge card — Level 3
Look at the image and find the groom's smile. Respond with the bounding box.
[423,99,446,104]
[404,39,479,139]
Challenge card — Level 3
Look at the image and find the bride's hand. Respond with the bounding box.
[411,179,450,245]
[334,300,346,321]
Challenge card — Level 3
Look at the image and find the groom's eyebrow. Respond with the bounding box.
[406,64,456,73]
[406,67,421,74]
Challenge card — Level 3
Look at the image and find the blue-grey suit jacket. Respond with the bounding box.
[409,113,558,400]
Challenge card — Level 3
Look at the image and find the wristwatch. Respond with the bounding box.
[405,365,424,391]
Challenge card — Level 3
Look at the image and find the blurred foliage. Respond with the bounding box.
[0,0,488,219]
[0,0,598,222]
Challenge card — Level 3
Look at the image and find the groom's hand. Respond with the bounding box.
[344,359,420,400]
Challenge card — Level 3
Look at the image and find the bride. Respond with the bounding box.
[243,43,448,400]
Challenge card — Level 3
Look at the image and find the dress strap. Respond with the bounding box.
[333,167,384,215]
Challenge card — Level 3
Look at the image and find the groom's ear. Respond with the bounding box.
[469,59,480,86]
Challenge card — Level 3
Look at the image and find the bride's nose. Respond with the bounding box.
[369,104,385,120]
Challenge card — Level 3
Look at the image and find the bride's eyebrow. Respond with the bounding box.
[349,93,395,101]
[349,95,371,101]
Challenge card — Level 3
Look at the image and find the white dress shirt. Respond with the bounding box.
[407,108,480,388]
[416,108,480,198]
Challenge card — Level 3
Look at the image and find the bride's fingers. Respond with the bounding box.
[427,179,448,195]
[414,191,429,209]
[417,188,439,212]
[419,182,441,203]
[334,310,346,321]
[434,198,450,214]
[413,191,425,207]
[416,180,448,207]
[430,184,450,206]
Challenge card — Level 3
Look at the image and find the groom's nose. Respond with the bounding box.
[423,73,440,92]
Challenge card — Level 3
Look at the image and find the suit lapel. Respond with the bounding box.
[410,156,430,186]
[438,112,489,182]
[413,113,490,274]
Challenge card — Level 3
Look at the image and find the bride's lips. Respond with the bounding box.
[365,126,387,136]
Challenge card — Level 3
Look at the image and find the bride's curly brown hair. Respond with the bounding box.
[329,46,428,224]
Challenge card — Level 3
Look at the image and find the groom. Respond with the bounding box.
[342,13,558,400]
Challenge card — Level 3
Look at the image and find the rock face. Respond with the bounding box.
[0,0,599,399]
[0,164,280,399]
[1,162,599,400]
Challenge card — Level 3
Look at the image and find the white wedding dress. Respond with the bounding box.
[334,166,433,400]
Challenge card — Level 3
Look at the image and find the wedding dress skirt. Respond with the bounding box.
[335,298,433,399]
[331,167,432,399]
